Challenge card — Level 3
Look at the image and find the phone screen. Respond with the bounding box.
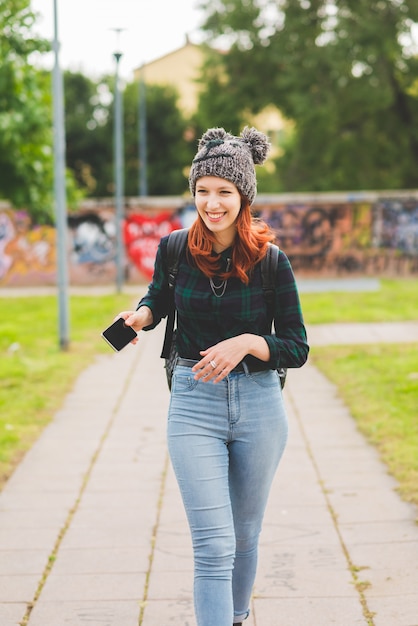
[101,317,137,351]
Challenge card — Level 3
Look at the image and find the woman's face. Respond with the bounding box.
[195,176,241,248]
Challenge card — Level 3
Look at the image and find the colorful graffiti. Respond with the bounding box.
[124,211,182,280]
[372,199,418,255]
[0,196,417,286]
[258,202,374,273]
[67,211,117,283]
[0,210,56,285]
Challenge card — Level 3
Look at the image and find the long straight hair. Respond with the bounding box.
[187,198,275,284]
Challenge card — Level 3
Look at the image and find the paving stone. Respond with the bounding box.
[327,485,416,524]
[367,593,418,626]
[50,547,147,575]
[0,574,40,602]
[0,550,48,575]
[0,602,28,626]
[38,572,146,602]
[252,597,366,626]
[255,542,355,598]
[59,523,152,550]
[259,520,342,547]
[0,527,58,551]
[28,600,141,626]
[139,597,196,626]
[0,507,69,530]
[147,570,194,600]
[339,520,418,546]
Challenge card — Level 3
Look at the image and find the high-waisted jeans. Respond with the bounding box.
[167,365,288,626]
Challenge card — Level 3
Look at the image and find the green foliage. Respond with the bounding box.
[64,71,113,197]
[0,0,54,221]
[192,46,244,135]
[199,0,418,191]
[63,73,195,198]
[124,81,194,196]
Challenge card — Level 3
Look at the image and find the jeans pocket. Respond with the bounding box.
[247,369,280,388]
[172,366,199,394]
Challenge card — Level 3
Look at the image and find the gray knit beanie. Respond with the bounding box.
[188,126,270,205]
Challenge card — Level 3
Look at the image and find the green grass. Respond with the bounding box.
[309,343,418,506]
[299,278,418,324]
[0,293,136,488]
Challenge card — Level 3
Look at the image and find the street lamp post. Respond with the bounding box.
[138,64,148,196]
[52,0,70,349]
[113,36,125,293]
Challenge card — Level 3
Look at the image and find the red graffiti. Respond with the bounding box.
[124,211,182,280]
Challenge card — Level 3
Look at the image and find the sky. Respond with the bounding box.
[31,0,207,80]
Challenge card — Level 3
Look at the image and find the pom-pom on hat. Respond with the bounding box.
[188,126,270,205]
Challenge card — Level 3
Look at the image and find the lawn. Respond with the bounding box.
[299,277,418,323]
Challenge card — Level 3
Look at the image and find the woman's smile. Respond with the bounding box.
[195,176,241,248]
[206,211,226,222]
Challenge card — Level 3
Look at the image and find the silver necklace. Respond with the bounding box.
[209,258,231,298]
[209,277,228,297]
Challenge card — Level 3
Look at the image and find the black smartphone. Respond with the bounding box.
[101,317,137,352]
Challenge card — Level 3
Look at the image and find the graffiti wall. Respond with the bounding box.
[0,209,56,285]
[0,194,417,286]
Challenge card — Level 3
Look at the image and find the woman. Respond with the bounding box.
[117,127,309,626]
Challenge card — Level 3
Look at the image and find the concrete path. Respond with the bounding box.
[0,323,417,626]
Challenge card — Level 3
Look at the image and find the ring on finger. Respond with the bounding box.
[210,360,217,369]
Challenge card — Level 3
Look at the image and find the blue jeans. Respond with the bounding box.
[167,365,288,626]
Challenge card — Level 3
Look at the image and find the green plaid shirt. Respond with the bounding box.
[137,235,309,370]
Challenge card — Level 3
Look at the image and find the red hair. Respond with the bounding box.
[187,200,275,284]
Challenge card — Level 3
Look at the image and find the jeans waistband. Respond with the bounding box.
[176,358,269,373]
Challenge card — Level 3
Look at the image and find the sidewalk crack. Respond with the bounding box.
[19,348,144,626]
[287,385,376,626]
[138,452,169,625]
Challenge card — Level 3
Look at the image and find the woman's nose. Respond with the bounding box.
[206,194,220,209]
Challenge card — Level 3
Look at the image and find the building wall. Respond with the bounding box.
[1,193,417,287]
[133,42,204,115]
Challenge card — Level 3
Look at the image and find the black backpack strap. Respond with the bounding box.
[160,228,189,359]
[261,243,287,388]
[261,242,279,325]
[166,228,189,289]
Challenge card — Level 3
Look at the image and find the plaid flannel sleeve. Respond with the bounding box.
[262,250,309,369]
[135,236,170,330]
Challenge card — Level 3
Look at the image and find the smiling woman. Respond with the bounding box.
[111,125,309,626]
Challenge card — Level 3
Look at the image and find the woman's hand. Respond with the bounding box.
[113,306,153,345]
[192,334,270,383]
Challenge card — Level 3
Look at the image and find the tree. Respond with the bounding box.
[199,0,418,191]
[123,81,194,196]
[192,45,244,136]
[64,71,113,197]
[64,75,195,198]
[0,0,54,221]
